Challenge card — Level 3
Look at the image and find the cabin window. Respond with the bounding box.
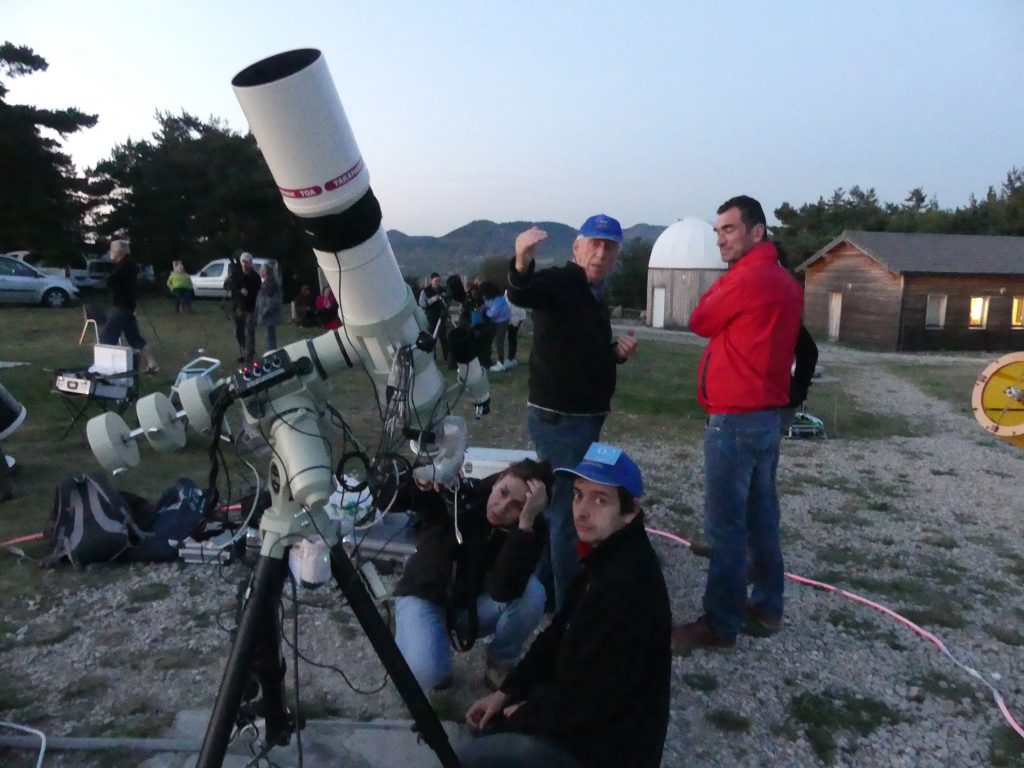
[925,294,947,329]
[1012,297,1024,329]
[968,296,989,329]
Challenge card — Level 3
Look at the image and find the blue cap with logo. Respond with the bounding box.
[556,442,643,497]
[578,214,624,244]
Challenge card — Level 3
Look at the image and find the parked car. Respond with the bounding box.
[8,251,118,290]
[0,253,79,307]
[191,257,280,299]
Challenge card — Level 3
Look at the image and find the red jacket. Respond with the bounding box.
[690,241,802,414]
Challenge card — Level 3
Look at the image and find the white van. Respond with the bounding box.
[191,257,280,299]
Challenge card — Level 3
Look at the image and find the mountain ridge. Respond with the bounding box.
[387,219,665,277]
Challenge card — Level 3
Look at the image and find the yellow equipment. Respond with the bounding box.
[973,352,1024,448]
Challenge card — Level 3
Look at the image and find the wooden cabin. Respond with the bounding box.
[646,217,725,329]
[797,231,1024,351]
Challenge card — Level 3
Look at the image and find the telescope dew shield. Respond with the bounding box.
[231,49,452,419]
[973,351,1024,449]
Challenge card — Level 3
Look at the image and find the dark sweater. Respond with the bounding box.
[395,475,546,638]
[500,513,671,768]
[107,258,139,312]
[506,258,620,414]
[227,267,262,313]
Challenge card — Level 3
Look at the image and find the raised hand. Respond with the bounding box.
[514,227,548,272]
[519,478,548,531]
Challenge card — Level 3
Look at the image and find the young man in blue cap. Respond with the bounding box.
[507,216,639,614]
[458,443,671,768]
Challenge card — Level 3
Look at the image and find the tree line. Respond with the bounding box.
[3,42,1022,309]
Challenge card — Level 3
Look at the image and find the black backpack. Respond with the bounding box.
[126,478,204,562]
[42,473,145,568]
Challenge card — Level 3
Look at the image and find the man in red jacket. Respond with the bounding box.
[673,195,802,653]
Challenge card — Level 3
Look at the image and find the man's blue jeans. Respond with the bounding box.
[702,410,785,639]
[394,576,546,689]
[526,407,606,611]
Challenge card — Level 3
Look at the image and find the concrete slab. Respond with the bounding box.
[137,709,464,768]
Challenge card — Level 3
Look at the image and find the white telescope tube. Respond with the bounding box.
[231,49,488,423]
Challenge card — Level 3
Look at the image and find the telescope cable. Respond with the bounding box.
[646,526,1024,741]
[0,720,45,767]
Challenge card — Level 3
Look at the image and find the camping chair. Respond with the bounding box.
[79,305,108,345]
[54,344,139,440]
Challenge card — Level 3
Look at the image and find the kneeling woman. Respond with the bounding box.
[395,459,552,691]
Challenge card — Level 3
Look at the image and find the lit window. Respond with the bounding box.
[925,295,947,329]
[1013,297,1024,329]
[968,297,989,329]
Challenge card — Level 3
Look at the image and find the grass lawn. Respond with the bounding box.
[0,298,707,589]
[0,299,988,600]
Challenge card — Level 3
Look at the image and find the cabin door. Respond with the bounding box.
[828,291,842,341]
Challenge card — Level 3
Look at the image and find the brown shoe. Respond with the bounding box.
[689,541,711,558]
[671,616,736,656]
[742,602,782,637]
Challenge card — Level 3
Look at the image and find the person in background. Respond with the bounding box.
[315,285,342,330]
[468,278,496,370]
[419,272,453,368]
[458,444,670,768]
[505,291,526,370]
[672,195,802,654]
[166,261,193,314]
[482,281,510,373]
[101,240,159,375]
[226,252,261,363]
[507,215,638,612]
[255,263,283,352]
[292,284,314,325]
[395,459,552,692]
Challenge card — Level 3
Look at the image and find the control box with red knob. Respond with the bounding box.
[232,350,296,397]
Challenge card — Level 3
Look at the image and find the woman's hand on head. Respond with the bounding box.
[519,478,547,531]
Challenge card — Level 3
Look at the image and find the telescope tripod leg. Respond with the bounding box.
[328,539,463,768]
[197,552,294,768]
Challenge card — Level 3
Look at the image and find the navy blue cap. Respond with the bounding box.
[578,214,624,244]
[556,442,643,497]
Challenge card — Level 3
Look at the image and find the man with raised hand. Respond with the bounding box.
[458,443,670,768]
[507,215,638,613]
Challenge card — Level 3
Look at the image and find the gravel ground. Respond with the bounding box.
[3,342,1024,767]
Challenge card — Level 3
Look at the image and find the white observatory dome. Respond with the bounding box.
[649,217,720,269]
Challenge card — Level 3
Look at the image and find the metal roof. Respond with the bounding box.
[796,230,1024,275]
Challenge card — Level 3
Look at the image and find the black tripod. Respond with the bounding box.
[196,498,462,767]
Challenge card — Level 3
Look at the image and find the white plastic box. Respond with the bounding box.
[461,447,538,480]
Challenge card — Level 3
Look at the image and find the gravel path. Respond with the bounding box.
[2,345,1023,767]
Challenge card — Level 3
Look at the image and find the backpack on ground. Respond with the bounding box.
[41,472,145,568]
[126,477,204,562]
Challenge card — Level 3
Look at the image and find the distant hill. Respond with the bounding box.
[387,220,665,278]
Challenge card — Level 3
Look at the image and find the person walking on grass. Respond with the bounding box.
[226,252,261,362]
[504,291,526,369]
[167,261,193,314]
[100,240,159,375]
[255,263,283,352]
[419,272,454,368]
[482,281,510,373]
